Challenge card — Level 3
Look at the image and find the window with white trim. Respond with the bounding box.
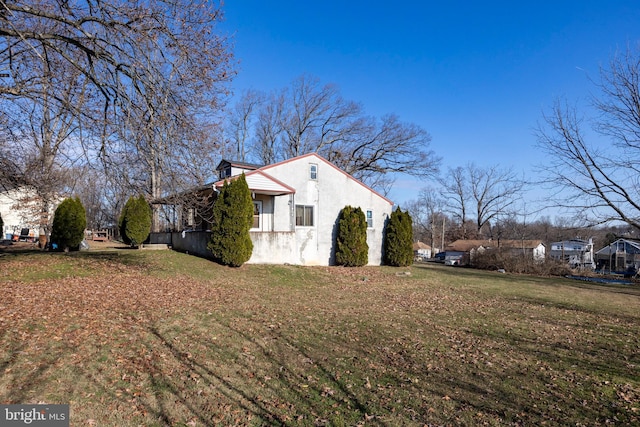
[295,205,314,226]
[310,163,318,180]
[366,210,373,228]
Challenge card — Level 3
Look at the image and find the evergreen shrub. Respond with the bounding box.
[208,174,254,267]
[335,205,369,267]
[384,207,414,266]
[50,197,87,251]
[119,195,152,247]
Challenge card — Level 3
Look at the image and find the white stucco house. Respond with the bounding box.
[153,153,394,265]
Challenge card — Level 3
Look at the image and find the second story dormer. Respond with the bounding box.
[216,160,262,180]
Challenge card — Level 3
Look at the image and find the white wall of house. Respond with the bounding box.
[0,187,47,239]
[272,194,294,232]
[532,243,546,261]
[248,153,393,266]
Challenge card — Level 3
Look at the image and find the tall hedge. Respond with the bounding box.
[335,206,368,267]
[384,207,414,266]
[119,195,152,247]
[208,174,254,267]
[50,197,87,251]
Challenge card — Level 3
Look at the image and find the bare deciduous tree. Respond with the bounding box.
[0,0,233,117]
[1,0,234,233]
[405,187,448,250]
[440,163,524,239]
[536,47,640,231]
[468,164,524,236]
[0,47,94,241]
[439,166,471,239]
[226,89,265,162]
[230,75,439,191]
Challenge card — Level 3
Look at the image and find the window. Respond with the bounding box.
[252,201,262,230]
[295,205,314,226]
[310,164,318,180]
[366,210,373,228]
[220,166,232,179]
[186,208,195,227]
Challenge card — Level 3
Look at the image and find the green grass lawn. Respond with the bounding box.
[1,249,638,426]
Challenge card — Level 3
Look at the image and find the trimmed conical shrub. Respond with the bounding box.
[119,195,152,247]
[208,174,254,267]
[384,207,414,266]
[335,205,369,267]
[50,197,87,251]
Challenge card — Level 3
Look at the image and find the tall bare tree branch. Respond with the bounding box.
[536,46,640,230]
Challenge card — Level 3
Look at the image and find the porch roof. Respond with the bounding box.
[214,170,295,196]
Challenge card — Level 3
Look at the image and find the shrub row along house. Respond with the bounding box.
[152,153,393,265]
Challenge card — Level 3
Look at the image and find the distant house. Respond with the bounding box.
[445,239,546,265]
[153,153,394,265]
[548,238,595,269]
[413,241,432,260]
[594,239,640,273]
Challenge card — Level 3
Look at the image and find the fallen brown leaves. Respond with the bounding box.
[1,253,639,426]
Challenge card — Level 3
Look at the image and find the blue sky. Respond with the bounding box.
[221,1,640,216]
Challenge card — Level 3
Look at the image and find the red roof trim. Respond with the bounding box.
[259,153,394,205]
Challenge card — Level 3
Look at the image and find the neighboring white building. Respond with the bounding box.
[0,186,45,240]
[413,241,432,260]
[445,239,546,265]
[156,153,394,265]
[549,238,595,269]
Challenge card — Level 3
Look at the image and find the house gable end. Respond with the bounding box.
[258,153,393,206]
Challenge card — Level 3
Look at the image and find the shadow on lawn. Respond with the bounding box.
[146,325,277,425]
[0,330,78,405]
[139,321,377,425]
[1,258,638,424]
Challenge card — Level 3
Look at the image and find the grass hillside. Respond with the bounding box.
[1,248,638,426]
